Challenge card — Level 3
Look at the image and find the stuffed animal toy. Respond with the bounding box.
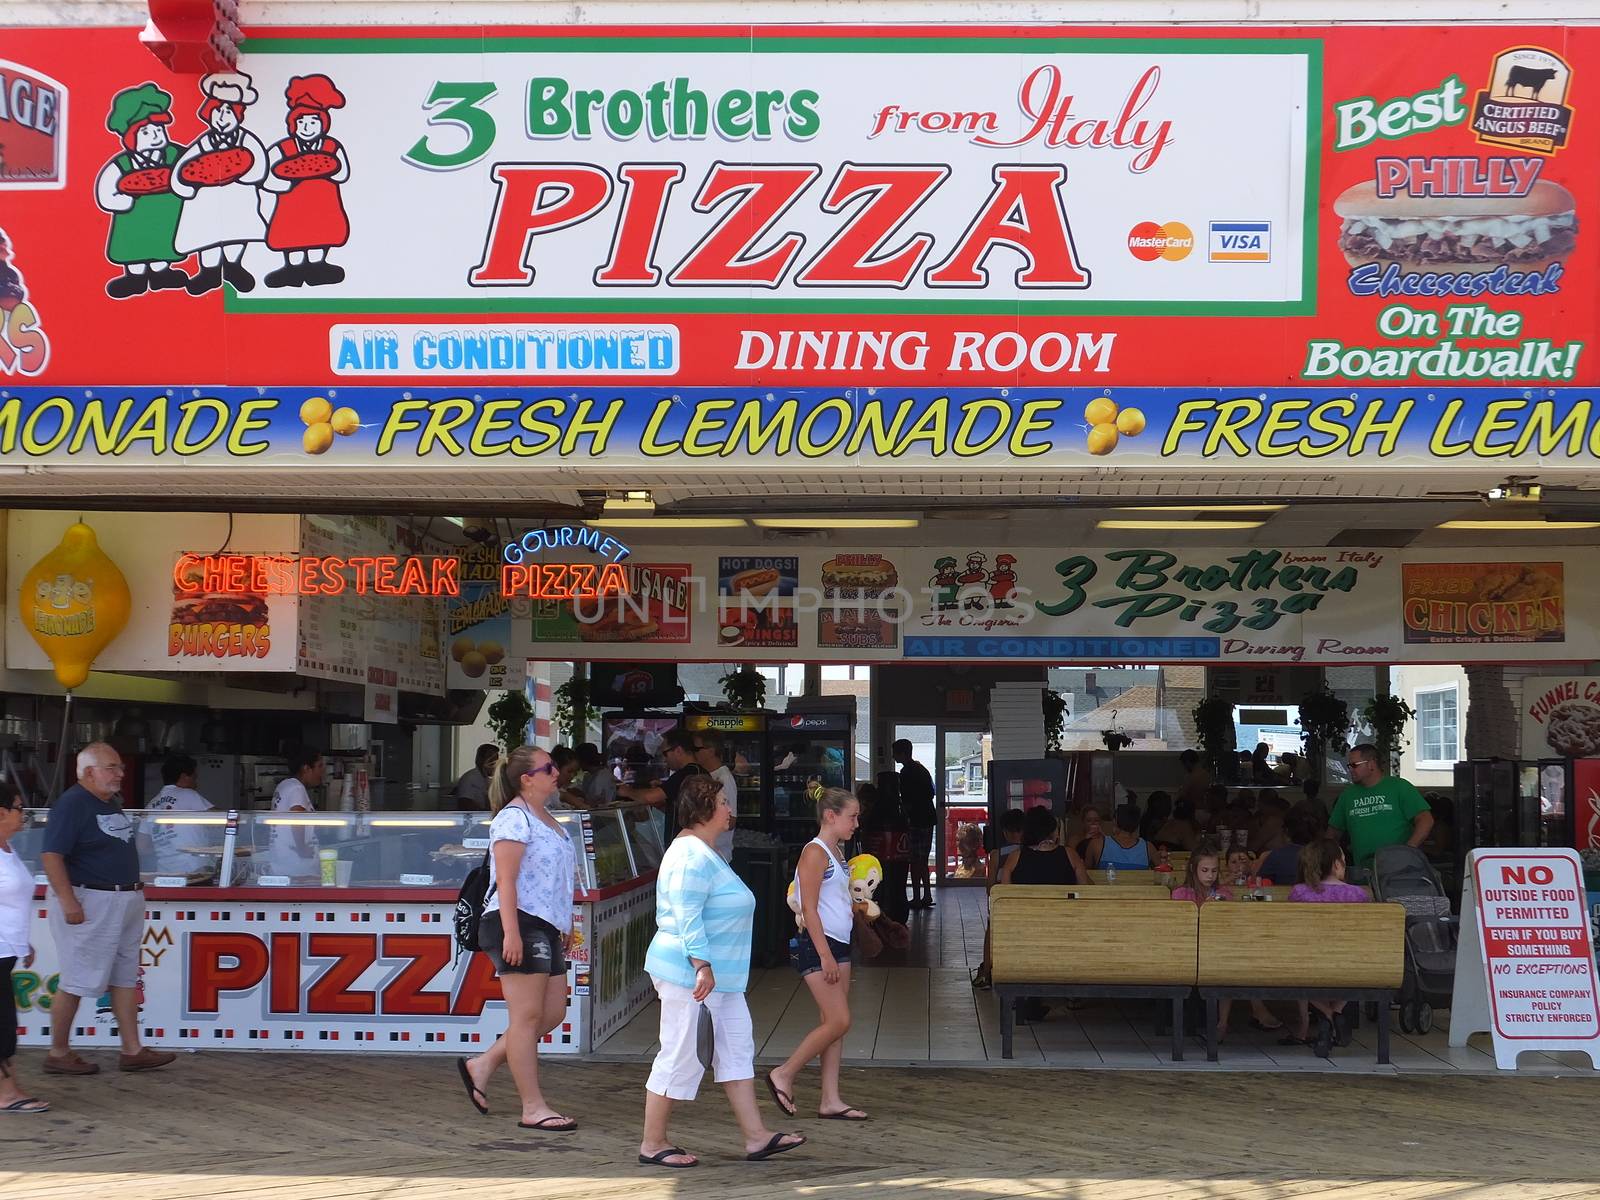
[785,879,805,929]
[847,853,882,921]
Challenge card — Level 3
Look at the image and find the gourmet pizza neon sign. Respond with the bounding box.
[500,525,634,599]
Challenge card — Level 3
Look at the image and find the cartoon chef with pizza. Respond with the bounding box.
[94,84,190,299]
[169,72,268,296]
[261,75,352,288]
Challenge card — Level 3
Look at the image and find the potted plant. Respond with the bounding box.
[552,673,588,745]
[1192,695,1233,778]
[1101,730,1132,753]
[1042,689,1067,752]
[486,689,535,752]
[1361,693,1416,773]
[1298,685,1352,782]
[719,663,767,711]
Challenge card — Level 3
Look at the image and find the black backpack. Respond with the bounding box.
[453,846,492,958]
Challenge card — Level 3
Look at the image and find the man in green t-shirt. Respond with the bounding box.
[1328,743,1434,873]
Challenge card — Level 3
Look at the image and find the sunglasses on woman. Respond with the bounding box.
[524,763,559,778]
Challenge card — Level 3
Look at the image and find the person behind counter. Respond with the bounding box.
[0,781,49,1112]
[146,754,216,877]
[638,774,805,1168]
[457,746,579,1131]
[452,743,499,811]
[691,735,738,863]
[40,743,176,1076]
[617,730,702,839]
[552,746,583,807]
[269,748,325,881]
[577,743,617,808]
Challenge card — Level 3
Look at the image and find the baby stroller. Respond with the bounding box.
[1370,844,1457,1034]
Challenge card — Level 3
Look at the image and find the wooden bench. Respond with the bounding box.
[1196,902,1406,1063]
[989,885,1198,1060]
[1085,869,1170,886]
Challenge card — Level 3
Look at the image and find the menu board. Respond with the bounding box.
[296,515,447,693]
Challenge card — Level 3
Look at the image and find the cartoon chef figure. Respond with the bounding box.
[957,552,988,610]
[261,75,352,288]
[988,553,1019,609]
[94,84,190,299]
[170,72,268,296]
[929,556,960,612]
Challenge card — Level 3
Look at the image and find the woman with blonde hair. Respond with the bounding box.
[766,788,868,1122]
[455,746,578,1130]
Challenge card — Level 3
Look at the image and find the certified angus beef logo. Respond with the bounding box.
[0,59,67,189]
[1472,47,1576,155]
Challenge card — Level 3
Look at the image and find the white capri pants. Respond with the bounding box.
[645,975,756,1101]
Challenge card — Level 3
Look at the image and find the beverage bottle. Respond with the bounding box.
[1105,863,1118,885]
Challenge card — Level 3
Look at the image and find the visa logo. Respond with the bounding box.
[1208,221,1271,262]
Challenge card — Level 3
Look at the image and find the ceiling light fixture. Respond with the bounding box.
[1438,519,1599,530]
[1096,519,1266,531]
[752,517,921,529]
[584,517,749,529]
[1112,504,1287,513]
[601,490,655,516]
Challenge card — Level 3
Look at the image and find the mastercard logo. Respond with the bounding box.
[1127,221,1194,262]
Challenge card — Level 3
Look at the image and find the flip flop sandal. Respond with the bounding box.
[456,1057,488,1116]
[818,1108,869,1121]
[764,1073,796,1118]
[639,1146,697,1168]
[0,1098,50,1114]
[747,1132,806,1161]
[1277,1034,1311,1047]
[1249,1018,1285,1032]
[519,1116,578,1132]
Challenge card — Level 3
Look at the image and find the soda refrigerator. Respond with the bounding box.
[766,707,854,849]
[1453,758,1583,855]
[683,711,769,832]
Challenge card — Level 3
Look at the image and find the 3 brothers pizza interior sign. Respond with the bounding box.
[0,23,1596,397]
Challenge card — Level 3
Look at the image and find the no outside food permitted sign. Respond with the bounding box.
[1451,848,1600,1069]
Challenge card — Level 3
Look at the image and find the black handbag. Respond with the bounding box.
[695,1002,715,1068]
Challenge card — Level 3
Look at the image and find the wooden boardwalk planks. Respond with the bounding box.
[3,1050,1598,1200]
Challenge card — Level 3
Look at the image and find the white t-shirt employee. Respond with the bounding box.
[269,749,325,879]
[147,754,215,874]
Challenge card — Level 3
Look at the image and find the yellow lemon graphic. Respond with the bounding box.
[450,636,475,662]
[300,397,333,426]
[1084,398,1118,427]
[20,522,132,689]
[303,422,334,454]
[330,407,360,436]
[1087,423,1120,456]
[1116,408,1147,436]
[460,650,488,678]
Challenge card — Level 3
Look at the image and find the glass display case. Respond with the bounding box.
[13,802,665,893]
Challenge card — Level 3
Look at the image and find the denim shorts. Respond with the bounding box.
[481,910,568,976]
[790,929,852,977]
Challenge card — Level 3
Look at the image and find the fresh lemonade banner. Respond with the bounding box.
[7,386,1600,471]
[0,24,1596,392]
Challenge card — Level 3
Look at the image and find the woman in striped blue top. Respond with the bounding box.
[638,774,805,1169]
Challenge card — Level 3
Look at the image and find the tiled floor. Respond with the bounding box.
[597,886,1600,1077]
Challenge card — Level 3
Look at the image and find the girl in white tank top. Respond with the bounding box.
[765,788,871,1123]
[805,835,855,943]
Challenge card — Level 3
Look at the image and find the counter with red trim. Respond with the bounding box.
[14,807,662,1056]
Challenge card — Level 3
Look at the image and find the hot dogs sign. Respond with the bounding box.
[94,72,351,298]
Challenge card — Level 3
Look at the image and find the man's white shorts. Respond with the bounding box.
[47,887,143,998]
[645,975,756,1101]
